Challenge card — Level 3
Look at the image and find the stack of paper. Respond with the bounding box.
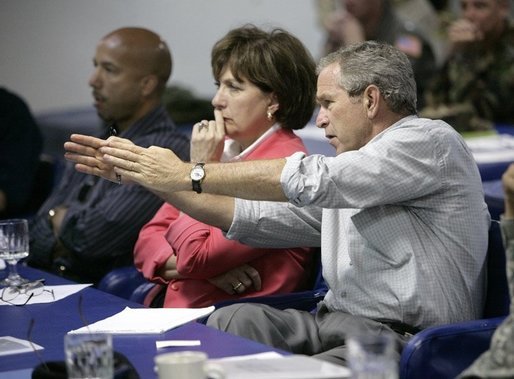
[68,306,215,334]
[208,353,351,379]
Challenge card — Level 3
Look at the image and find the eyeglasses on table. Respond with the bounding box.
[0,279,55,306]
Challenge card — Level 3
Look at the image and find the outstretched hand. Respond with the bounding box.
[64,134,122,183]
[64,134,189,193]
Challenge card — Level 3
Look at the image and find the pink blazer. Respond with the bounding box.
[133,128,314,307]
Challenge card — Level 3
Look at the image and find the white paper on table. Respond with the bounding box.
[156,340,202,348]
[465,134,514,164]
[0,284,92,306]
[0,336,44,357]
[68,306,215,334]
[208,353,351,379]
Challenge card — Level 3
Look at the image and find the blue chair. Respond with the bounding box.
[483,179,504,221]
[399,220,510,379]
[130,280,160,304]
[97,265,147,300]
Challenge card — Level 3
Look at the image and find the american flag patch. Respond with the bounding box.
[395,35,422,58]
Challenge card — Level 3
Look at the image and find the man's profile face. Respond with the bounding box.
[88,34,145,127]
[315,63,371,155]
[460,0,509,38]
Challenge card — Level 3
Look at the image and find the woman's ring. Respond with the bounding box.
[199,121,208,131]
[232,282,243,291]
[116,173,122,185]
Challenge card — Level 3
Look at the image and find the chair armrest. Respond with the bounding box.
[129,282,158,304]
[97,266,147,300]
[399,316,506,379]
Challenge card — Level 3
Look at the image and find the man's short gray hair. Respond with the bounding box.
[317,41,417,115]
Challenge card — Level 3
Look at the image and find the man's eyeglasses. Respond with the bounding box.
[1,279,55,306]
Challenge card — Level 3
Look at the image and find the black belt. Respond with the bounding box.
[384,322,421,337]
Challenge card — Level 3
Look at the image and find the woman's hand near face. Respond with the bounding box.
[190,109,226,162]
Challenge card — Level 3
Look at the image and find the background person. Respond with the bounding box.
[421,0,514,132]
[63,41,489,366]
[318,0,437,108]
[134,25,316,308]
[27,27,190,284]
[0,87,43,219]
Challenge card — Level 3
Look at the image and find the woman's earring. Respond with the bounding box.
[267,111,273,121]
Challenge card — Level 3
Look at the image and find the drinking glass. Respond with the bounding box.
[64,333,113,379]
[0,219,30,287]
[347,333,398,379]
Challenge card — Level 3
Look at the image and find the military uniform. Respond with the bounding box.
[458,218,514,379]
[422,21,514,132]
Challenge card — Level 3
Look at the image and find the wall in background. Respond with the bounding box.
[0,0,324,113]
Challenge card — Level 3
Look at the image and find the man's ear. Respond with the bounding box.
[363,85,380,119]
[141,75,159,97]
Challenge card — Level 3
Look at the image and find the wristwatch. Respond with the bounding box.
[190,162,206,193]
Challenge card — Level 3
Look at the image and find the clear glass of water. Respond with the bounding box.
[64,333,114,379]
[347,333,399,379]
[0,219,30,287]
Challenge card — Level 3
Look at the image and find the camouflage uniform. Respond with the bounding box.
[458,218,514,379]
[422,20,514,132]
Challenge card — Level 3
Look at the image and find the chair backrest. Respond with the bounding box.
[484,220,510,318]
[483,180,504,221]
[399,220,510,379]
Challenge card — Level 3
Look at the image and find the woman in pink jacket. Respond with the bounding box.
[133,25,317,308]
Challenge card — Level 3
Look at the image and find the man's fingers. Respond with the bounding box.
[64,141,98,157]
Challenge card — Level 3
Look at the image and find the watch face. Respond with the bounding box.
[191,167,205,181]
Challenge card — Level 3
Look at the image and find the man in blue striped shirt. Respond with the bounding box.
[27,27,190,284]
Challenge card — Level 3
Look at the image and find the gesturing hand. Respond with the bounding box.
[64,134,120,182]
[65,134,189,193]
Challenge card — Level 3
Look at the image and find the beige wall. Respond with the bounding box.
[0,0,325,113]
